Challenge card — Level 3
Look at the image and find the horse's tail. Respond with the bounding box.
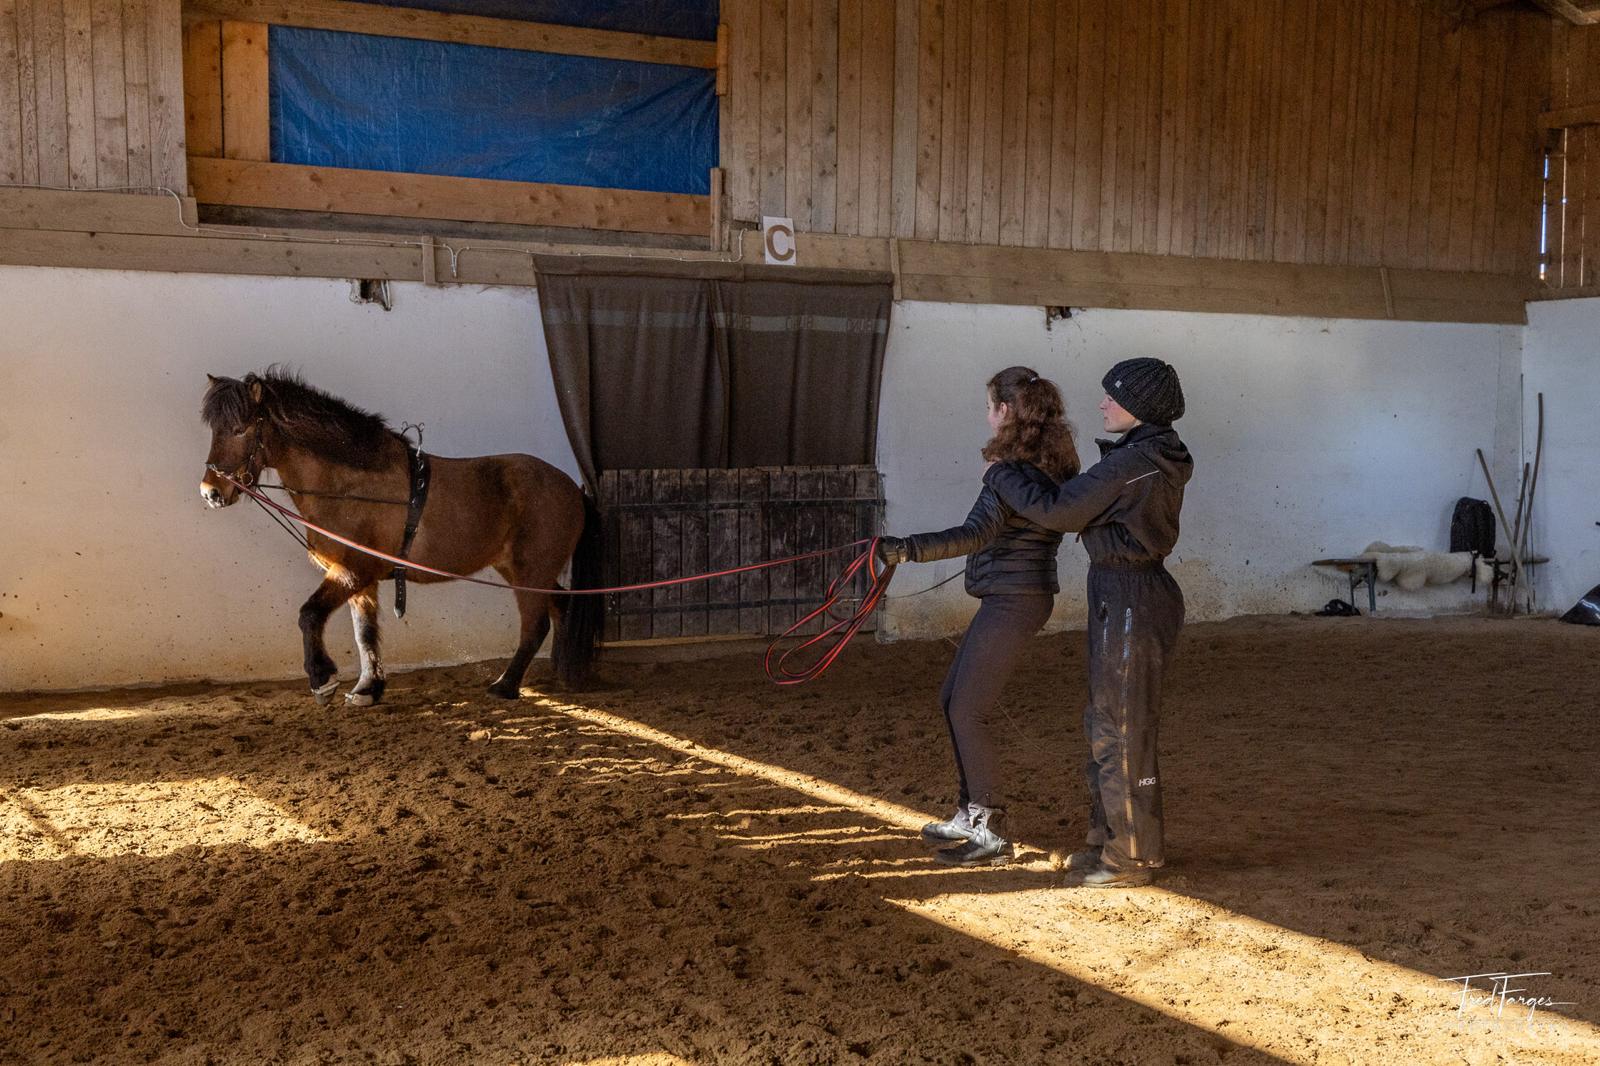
[553,490,603,686]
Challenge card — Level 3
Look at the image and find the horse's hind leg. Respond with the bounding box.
[299,577,358,703]
[345,585,386,707]
[487,583,551,700]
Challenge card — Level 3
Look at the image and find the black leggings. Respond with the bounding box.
[939,593,1055,810]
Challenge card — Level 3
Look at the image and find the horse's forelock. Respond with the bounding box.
[201,376,252,432]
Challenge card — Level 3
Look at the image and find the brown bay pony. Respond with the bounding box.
[199,369,600,704]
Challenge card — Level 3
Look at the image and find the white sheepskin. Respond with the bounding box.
[1359,542,1494,592]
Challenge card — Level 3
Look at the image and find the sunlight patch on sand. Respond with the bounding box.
[537,695,1600,1066]
[0,777,325,862]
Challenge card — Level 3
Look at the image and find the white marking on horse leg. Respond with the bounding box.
[350,602,376,691]
[312,678,339,704]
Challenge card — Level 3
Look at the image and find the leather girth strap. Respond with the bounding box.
[392,444,432,618]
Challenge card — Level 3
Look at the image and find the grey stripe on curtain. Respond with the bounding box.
[536,257,892,490]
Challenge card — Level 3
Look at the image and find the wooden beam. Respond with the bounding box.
[188,157,711,236]
[220,20,268,161]
[1541,102,1600,129]
[0,185,198,231]
[180,0,717,67]
[1528,0,1600,26]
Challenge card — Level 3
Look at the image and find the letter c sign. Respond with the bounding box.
[762,216,797,266]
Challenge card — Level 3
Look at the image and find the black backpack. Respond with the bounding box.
[1450,497,1495,557]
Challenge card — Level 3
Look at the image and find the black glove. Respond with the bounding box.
[876,535,911,566]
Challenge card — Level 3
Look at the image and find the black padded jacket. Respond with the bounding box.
[904,462,1067,597]
[982,423,1193,569]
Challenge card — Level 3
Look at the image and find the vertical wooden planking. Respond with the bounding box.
[890,0,917,237]
[997,0,1025,245]
[618,470,653,642]
[727,1,760,222]
[936,0,965,242]
[1405,1,1440,267]
[1585,126,1600,287]
[1154,0,1183,256]
[825,469,857,623]
[1198,4,1231,259]
[599,471,620,643]
[1072,0,1102,250]
[859,0,893,237]
[678,470,708,638]
[785,0,813,226]
[1140,1,1165,255]
[181,18,221,158]
[1021,0,1052,247]
[1047,0,1079,249]
[765,468,797,634]
[148,0,185,191]
[1380,0,1421,268]
[835,0,861,234]
[1497,11,1546,277]
[1561,126,1584,287]
[1244,0,1276,261]
[1220,1,1252,262]
[64,0,94,186]
[961,0,985,243]
[1445,19,1486,271]
[1125,0,1149,254]
[912,0,940,239]
[705,470,741,638]
[811,0,838,232]
[89,0,126,186]
[1468,14,1509,274]
[14,0,38,184]
[650,470,683,640]
[793,467,826,635]
[738,468,767,635]
[221,20,268,161]
[32,0,67,187]
[759,0,786,219]
[1339,0,1376,265]
[1269,0,1304,262]
[1424,18,1463,270]
[122,0,152,188]
[1301,0,1336,265]
[1098,0,1125,251]
[0,0,22,183]
[979,0,1003,244]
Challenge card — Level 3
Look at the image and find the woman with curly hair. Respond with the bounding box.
[877,365,1080,866]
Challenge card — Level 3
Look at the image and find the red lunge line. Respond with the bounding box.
[215,472,895,684]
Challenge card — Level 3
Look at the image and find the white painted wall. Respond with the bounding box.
[1,266,578,691]
[1522,298,1600,616]
[878,302,1524,637]
[0,266,1530,691]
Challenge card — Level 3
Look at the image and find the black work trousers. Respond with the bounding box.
[1082,563,1184,870]
[939,593,1054,811]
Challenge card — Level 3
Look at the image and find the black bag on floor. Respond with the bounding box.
[1450,497,1496,557]
[1560,584,1600,626]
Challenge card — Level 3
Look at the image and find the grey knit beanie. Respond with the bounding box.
[1102,358,1185,425]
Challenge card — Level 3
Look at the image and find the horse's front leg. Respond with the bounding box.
[345,585,386,707]
[299,577,357,703]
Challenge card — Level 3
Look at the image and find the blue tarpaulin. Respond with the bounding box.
[267,2,718,196]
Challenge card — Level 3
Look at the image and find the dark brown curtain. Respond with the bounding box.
[537,257,891,488]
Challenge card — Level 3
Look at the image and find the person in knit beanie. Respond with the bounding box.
[982,357,1192,888]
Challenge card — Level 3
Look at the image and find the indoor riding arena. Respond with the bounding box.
[3,3,1599,1064]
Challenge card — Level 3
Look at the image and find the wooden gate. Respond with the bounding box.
[596,466,885,642]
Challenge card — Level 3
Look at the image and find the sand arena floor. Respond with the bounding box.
[2,615,1598,1065]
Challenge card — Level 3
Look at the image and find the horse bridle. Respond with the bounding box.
[207,418,270,489]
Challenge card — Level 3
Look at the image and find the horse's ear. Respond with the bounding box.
[205,373,218,385]
[248,379,264,404]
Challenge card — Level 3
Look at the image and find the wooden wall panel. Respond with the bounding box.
[4,0,184,191]
[1544,17,1600,293]
[726,0,1551,277]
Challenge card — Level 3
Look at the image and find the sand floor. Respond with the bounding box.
[2,615,1598,1065]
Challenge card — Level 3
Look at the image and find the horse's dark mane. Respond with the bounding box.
[202,366,399,469]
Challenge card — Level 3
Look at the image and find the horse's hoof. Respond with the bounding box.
[345,691,375,707]
[311,679,339,705]
[486,682,521,700]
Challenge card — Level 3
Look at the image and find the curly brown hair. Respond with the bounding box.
[980,366,1081,482]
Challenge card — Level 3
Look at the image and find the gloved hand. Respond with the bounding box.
[876,535,911,566]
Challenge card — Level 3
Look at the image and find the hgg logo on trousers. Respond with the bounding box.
[1137,777,1157,787]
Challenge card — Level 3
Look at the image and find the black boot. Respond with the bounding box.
[920,805,975,846]
[935,804,1013,866]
